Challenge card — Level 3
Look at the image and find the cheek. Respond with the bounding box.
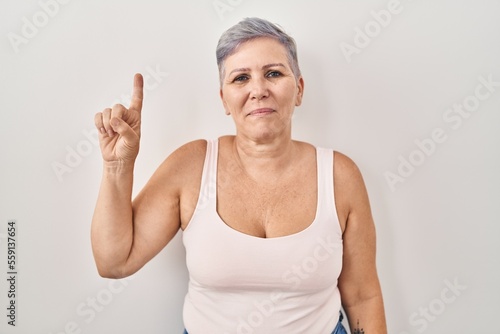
[283,85,300,106]
[224,91,247,110]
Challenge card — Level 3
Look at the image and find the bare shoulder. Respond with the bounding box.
[140,139,207,196]
[168,139,207,168]
[156,139,207,185]
[333,151,365,188]
[132,139,208,232]
[333,151,370,228]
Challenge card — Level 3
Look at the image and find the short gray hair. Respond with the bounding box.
[216,17,301,86]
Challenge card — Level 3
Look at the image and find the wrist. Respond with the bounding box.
[103,160,135,176]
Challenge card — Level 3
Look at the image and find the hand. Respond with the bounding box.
[95,73,144,164]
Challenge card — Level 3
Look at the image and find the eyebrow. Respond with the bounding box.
[228,63,286,77]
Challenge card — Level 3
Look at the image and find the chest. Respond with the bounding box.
[216,159,317,238]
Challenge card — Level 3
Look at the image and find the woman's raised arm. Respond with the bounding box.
[91,74,183,279]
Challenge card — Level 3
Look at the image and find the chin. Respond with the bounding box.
[248,126,288,142]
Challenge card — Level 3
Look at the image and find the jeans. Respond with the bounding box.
[183,311,347,334]
[332,311,348,334]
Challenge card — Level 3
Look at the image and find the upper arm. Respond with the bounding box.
[123,139,206,276]
[334,152,381,306]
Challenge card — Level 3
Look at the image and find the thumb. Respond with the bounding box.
[110,117,139,143]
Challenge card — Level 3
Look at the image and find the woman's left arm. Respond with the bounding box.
[334,152,387,333]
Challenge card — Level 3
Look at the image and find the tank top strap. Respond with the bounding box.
[315,147,339,233]
[196,139,218,211]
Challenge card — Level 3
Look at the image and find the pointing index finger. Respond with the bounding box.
[130,73,144,112]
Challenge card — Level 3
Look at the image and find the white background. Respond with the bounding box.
[1,0,499,333]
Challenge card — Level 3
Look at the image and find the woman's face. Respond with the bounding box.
[220,37,304,142]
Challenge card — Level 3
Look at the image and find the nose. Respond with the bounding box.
[249,77,269,100]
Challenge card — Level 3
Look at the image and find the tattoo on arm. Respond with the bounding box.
[353,320,365,334]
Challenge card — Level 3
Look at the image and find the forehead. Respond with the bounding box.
[224,37,289,70]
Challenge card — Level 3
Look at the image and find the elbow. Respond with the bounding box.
[92,249,132,279]
[94,261,129,279]
[97,268,124,279]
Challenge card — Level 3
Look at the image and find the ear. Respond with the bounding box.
[220,88,231,115]
[295,76,305,106]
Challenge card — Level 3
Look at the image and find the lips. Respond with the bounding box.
[248,108,275,116]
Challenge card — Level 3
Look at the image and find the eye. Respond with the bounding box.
[232,75,249,83]
[266,70,282,78]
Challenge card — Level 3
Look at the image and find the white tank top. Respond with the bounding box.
[182,139,343,334]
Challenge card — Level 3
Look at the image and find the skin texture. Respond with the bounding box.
[91,37,386,332]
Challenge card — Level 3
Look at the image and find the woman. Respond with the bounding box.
[91,17,387,333]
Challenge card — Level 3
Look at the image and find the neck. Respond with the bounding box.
[231,133,296,181]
